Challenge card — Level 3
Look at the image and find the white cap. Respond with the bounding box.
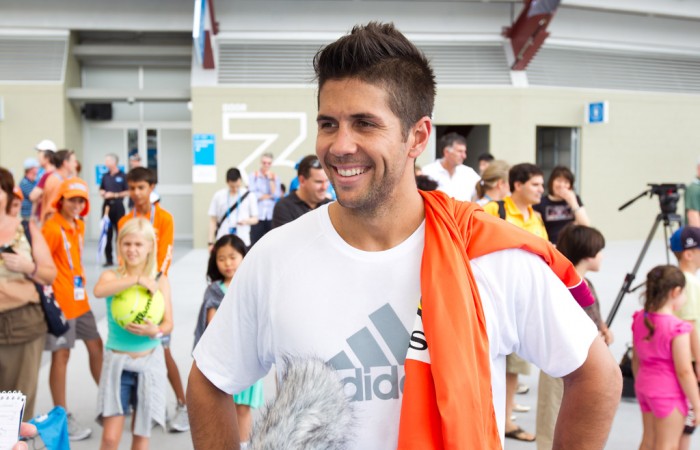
[35,139,57,152]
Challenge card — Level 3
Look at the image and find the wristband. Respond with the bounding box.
[154,330,164,340]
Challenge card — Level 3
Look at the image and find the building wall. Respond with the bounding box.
[191,84,700,246]
[63,33,84,164]
[0,84,67,178]
[0,36,82,183]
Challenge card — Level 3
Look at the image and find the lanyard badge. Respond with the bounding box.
[73,276,85,300]
[60,227,84,301]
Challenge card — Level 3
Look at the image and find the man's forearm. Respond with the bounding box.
[187,362,240,449]
[554,337,621,449]
[688,209,700,227]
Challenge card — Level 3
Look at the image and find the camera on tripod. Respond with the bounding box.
[607,182,686,328]
[647,183,685,215]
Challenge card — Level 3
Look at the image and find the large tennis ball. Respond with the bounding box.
[111,285,165,329]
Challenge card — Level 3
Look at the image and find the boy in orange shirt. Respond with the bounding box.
[42,177,103,441]
[117,167,189,432]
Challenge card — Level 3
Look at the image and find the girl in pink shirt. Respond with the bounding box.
[633,265,700,449]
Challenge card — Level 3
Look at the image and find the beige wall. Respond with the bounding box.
[0,35,83,188]
[191,86,319,247]
[0,84,67,178]
[436,87,700,240]
[191,84,700,246]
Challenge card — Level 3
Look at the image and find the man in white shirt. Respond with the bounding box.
[422,132,481,201]
[207,167,259,248]
[187,22,621,450]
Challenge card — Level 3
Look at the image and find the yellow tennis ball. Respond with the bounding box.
[111,285,165,329]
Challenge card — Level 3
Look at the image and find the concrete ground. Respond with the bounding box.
[29,238,700,449]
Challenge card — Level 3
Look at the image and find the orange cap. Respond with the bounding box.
[12,186,24,201]
[52,177,90,216]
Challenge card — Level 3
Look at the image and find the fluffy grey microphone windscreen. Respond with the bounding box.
[249,356,355,450]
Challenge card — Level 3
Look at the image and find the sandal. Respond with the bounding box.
[505,427,535,442]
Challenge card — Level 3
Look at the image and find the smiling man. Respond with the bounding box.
[271,155,330,229]
[188,23,620,450]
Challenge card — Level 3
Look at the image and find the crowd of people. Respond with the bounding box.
[0,141,337,449]
[3,21,700,450]
[0,149,191,449]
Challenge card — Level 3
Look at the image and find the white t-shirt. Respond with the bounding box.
[208,187,258,246]
[193,204,597,449]
[422,160,481,202]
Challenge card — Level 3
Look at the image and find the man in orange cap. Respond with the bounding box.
[41,177,103,441]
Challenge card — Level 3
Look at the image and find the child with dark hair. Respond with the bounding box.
[536,223,612,448]
[633,265,700,449]
[194,234,262,448]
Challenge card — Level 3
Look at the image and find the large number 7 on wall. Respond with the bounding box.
[221,110,308,184]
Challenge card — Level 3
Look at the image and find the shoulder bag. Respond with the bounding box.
[21,220,70,337]
[214,191,250,237]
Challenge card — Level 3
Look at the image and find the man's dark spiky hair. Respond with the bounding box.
[313,22,436,139]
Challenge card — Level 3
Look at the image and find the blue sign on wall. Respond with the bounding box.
[193,134,215,165]
[586,101,609,124]
[95,164,126,186]
[192,133,216,183]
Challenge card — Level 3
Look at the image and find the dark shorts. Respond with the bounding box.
[45,310,101,351]
[120,370,138,415]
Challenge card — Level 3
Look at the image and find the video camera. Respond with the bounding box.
[608,182,686,328]
[647,183,685,215]
[618,183,685,215]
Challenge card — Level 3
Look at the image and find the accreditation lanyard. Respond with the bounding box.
[226,191,241,228]
[60,226,85,300]
[133,204,156,225]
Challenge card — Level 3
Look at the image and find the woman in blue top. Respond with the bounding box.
[194,234,263,447]
[93,218,173,450]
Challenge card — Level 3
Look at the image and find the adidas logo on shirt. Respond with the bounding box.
[327,303,417,402]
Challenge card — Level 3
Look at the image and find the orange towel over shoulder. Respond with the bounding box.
[397,191,592,449]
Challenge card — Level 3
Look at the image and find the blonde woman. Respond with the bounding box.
[475,160,510,206]
[93,218,173,450]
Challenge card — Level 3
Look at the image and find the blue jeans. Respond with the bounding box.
[120,370,138,415]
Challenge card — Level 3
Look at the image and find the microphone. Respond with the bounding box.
[249,356,355,450]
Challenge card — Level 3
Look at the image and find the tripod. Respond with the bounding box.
[605,212,682,327]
